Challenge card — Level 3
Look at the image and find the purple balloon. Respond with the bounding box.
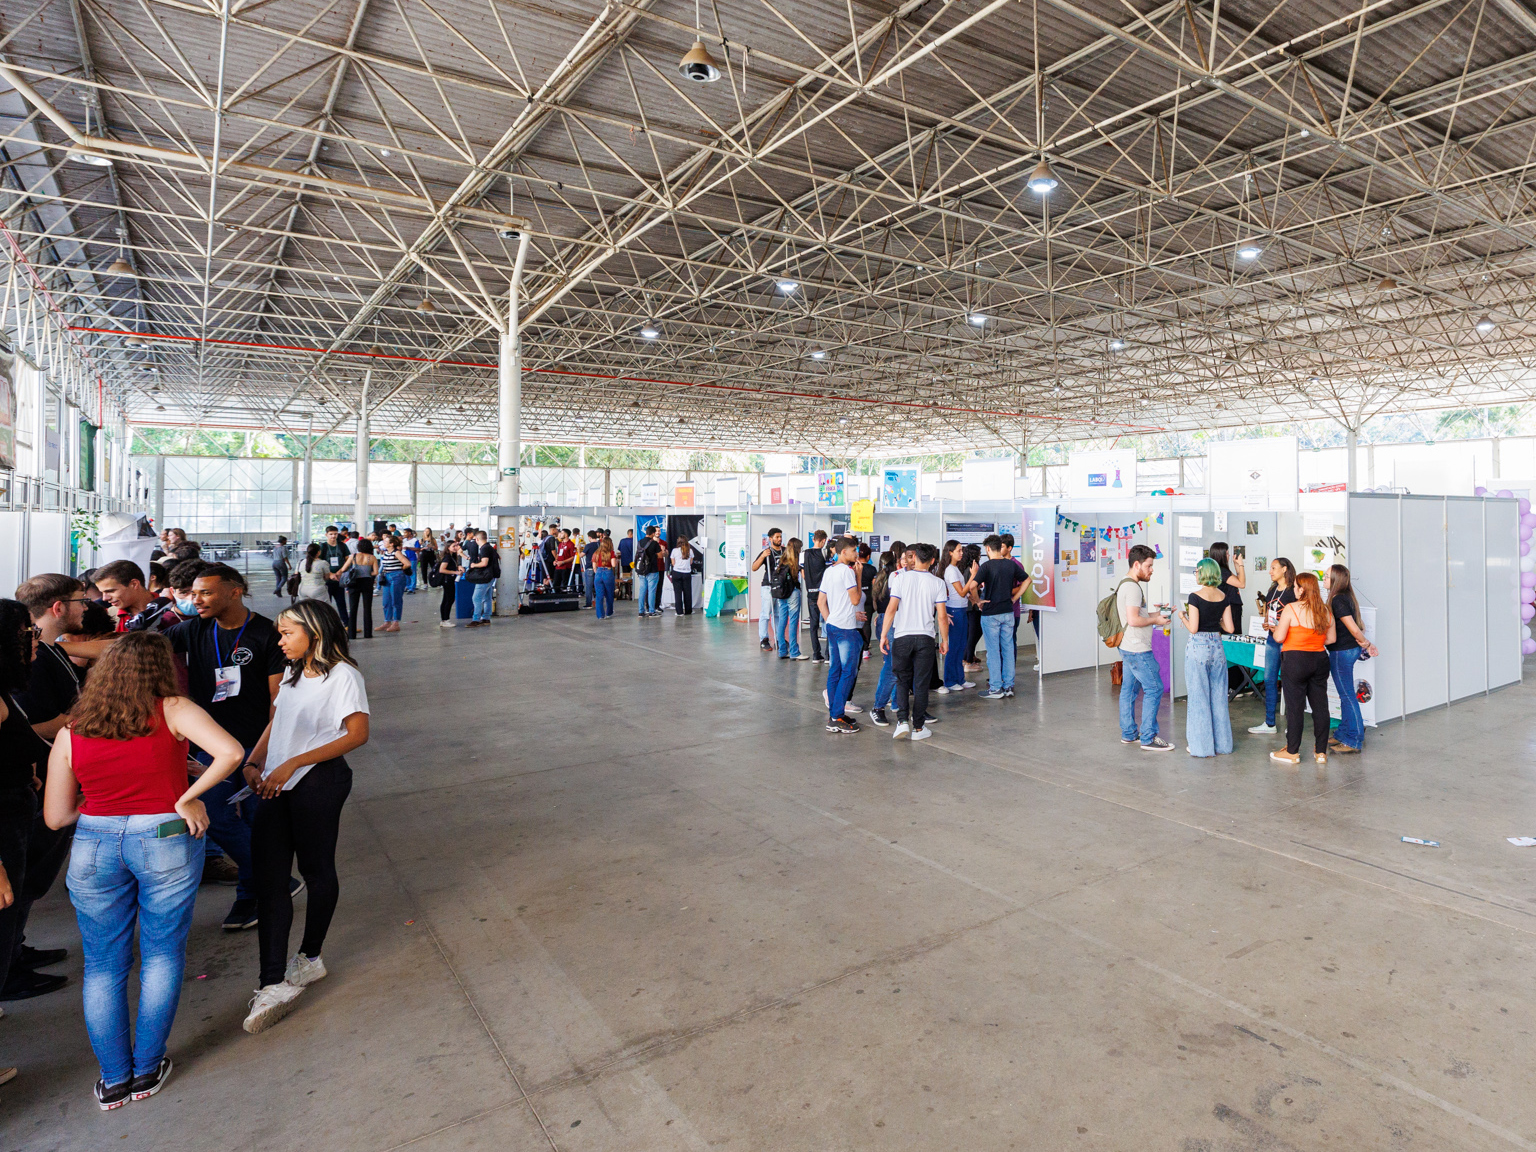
[1523,604,1534,621]
[1525,585,1536,604]
[1522,498,1532,516]
[1525,639,1536,655]
[1499,489,1515,499]
[1476,486,1489,497]
[1522,571,1536,587]
[1524,513,1536,528]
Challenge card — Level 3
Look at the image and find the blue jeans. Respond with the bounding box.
[197,767,255,902]
[583,569,596,607]
[873,618,897,710]
[825,624,862,718]
[759,590,772,641]
[1264,635,1283,725]
[380,570,406,622]
[1184,632,1233,757]
[773,597,801,657]
[1119,648,1163,744]
[594,568,615,618]
[1330,648,1364,749]
[980,612,1016,692]
[471,580,495,621]
[638,572,661,615]
[67,814,202,1086]
[404,559,417,592]
[944,608,968,687]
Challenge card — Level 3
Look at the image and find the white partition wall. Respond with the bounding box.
[1348,493,1520,722]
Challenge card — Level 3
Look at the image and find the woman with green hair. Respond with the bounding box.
[1179,556,1235,757]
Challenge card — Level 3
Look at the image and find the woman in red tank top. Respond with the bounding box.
[42,632,243,1111]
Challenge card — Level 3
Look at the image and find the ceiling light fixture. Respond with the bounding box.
[967,313,988,327]
[69,150,112,168]
[1236,240,1264,261]
[1476,314,1496,334]
[1109,337,1126,351]
[776,279,799,294]
[1026,158,1059,195]
[810,349,826,360]
[417,296,436,313]
[640,323,661,339]
[838,416,849,426]
[1376,275,1398,291]
[678,0,722,82]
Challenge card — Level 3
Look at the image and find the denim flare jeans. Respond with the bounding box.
[773,596,801,657]
[1183,632,1233,757]
[1329,648,1364,749]
[1119,648,1163,745]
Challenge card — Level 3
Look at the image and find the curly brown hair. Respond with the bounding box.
[70,632,180,740]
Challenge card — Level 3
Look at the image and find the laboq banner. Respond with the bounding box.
[1020,503,1058,611]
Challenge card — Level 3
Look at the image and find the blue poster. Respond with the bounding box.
[636,514,665,541]
[882,467,918,509]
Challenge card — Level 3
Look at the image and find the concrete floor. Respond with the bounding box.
[5,604,1536,1151]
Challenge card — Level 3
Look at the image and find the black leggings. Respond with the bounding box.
[965,607,982,662]
[440,577,457,621]
[1282,650,1331,754]
[671,572,693,615]
[252,758,353,987]
[347,580,374,639]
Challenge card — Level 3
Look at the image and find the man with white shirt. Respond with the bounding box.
[880,542,950,741]
[817,537,867,734]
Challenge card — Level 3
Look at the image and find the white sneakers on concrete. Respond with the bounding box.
[243,981,305,1034]
[285,953,327,988]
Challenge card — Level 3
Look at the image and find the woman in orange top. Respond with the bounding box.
[1270,572,1337,766]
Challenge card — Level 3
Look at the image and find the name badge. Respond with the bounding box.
[329,554,341,570]
[212,664,242,702]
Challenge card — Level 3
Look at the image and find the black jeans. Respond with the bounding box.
[1282,650,1331,754]
[965,606,982,662]
[0,787,36,993]
[671,572,694,615]
[804,587,824,659]
[439,577,457,621]
[10,800,71,974]
[252,758,353,987]
[347,578,374,639]
[327,581,350,628]
[892,634,937,728]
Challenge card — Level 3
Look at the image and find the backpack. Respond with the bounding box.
[1096,578,1140,648]
[772,563,798,600]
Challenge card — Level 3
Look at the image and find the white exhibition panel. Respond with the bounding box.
[1164,508,1278,698]
[1400,499,1450,716]
[27,511,69,579]
[1484,498,1522,692]
[1446,498,1488,701]
[1065,449,1137,501]
[0,512,27,594]
[1206,437,1299,510]
[1347,496,1405,722]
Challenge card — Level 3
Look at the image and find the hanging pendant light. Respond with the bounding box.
[679,40,721,83]
[105,256,136,277]
[417,295,436,313]
[1026,158,1059,195]
[1376,275,1398,291]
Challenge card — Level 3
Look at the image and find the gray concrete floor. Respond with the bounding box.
[5,602,1536,1151]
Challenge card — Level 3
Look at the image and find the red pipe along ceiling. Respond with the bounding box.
[70,326,1168,433]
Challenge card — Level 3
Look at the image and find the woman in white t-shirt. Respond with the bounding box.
[240,599,370,1035]
[939,540,975,693]
[669,537,696,616]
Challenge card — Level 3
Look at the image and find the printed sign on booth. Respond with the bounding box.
[1019,503,1058,611]
[674,483,695,507]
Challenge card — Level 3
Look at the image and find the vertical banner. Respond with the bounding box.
[881,466,918,509]
[1019,503,1058,611]
[723,512,748,576]
[817,468,847,508]
[0,350,17,471]
[674,483,695,507]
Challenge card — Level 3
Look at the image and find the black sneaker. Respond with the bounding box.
[760,639,773,652]
[18,944,68,969]
[1002,688,1015,698]
[0,969,67,1001]
[130,1057,172,1101]
[222,898,259,931]
[869,708,890,727]
[95,1078,131,1111]
[826,717,862,734]
[289,876,306,898]
[922,713,939,725]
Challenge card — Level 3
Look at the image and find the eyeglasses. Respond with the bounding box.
[29,625,41,639]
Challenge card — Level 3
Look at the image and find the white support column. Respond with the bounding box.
[1346,426,1359,492]
[300,412,314,542]
[354,372,370,531]
[498,232,532,508]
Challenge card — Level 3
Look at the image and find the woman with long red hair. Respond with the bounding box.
[1270,571,1337,766]
[43,632,243,1110]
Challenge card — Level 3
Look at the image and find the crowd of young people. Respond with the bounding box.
[0,561,371,1108]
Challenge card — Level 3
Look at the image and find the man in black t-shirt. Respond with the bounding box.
[750,528,784,651]
[801,530,830,662]
[964,535,1025,699]
[169,564,286,931]
[635,526,665,617]
[318,525,351,627]
[464,530,499,626]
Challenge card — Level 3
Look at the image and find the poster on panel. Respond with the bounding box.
[723,512,748,576]
[674,483,695,507]
[944,520,995,545]
[882,466,918,509]
[639,482,660,505]
[0,350,17,471]
[1067,449,1135,499]
[1019,503,1059,610]
[636,513,665,542]
[850,499,874,532]
[715,476,739,507]
[816,468,847,508]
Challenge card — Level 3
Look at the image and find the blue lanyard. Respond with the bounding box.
[214,614,249,670]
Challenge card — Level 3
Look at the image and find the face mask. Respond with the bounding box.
[176,597,197,615]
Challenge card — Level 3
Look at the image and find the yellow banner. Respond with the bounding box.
[850,498,874,532]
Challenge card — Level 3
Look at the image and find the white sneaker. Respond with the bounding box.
[792,654,810,661]
[844,702,863,714]
[284,953,327,988]
[1247,722,1277,734]
[242,981,305,1034]
[439,620,455,628]
[893,721,911,739]
[961,681,976,689]
[935,685,951,695]
[911,727,932,741]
